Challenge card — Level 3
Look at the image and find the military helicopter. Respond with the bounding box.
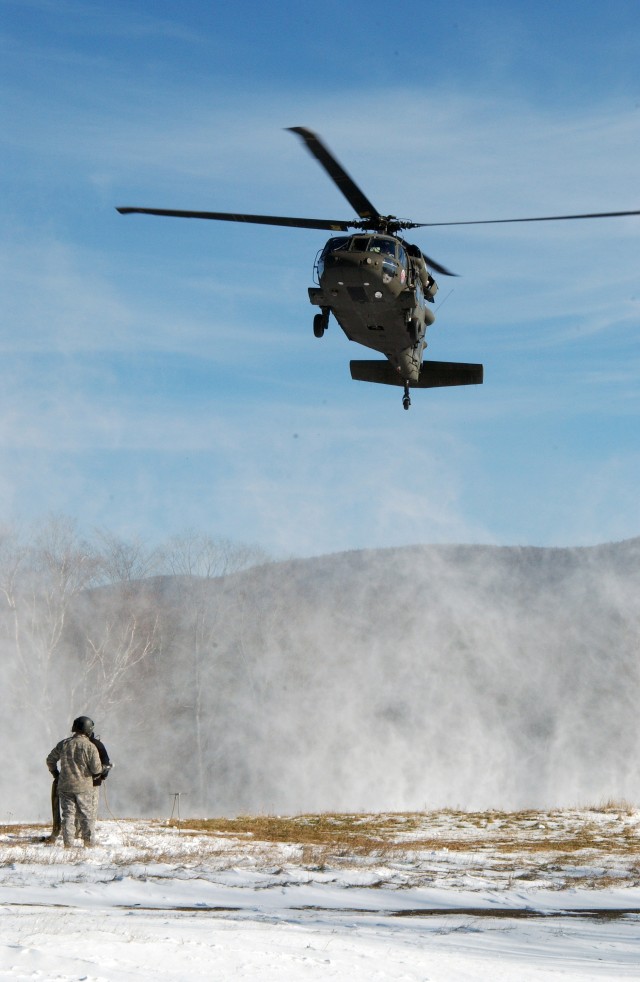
[117,127,640,410]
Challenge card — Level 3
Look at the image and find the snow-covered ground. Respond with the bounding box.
[1,808,639,980]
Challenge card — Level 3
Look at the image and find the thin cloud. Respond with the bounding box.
[1,40,639,550]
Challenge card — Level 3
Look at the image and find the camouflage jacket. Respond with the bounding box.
[46,733,102,793]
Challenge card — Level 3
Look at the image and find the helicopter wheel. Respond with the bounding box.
[313,313,326,338]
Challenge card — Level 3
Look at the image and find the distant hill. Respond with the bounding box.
[101,538,640,816]
[7,538,640,819]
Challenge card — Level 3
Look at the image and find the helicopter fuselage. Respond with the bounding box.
[116,124,640,408]
[308,233,437,383]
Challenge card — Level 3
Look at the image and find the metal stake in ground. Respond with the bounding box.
[169,792,187,824]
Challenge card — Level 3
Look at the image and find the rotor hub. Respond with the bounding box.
[353,215,420,235]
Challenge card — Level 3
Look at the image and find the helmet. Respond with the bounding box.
[72,715,94,736]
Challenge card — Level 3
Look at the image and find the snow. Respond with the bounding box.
[1,810,639,980]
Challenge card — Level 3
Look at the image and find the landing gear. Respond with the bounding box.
[402,382,411,411]
[313,308,330,338]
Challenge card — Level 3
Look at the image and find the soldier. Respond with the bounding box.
[87,731,112,828]
[47,725,112,843]
[46,716,105,848]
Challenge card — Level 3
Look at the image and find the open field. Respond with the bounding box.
[4,805,640,890]
[1,808,639,979]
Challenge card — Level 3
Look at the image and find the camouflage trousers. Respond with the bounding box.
[58,789,97,846]
[52,780,99,841]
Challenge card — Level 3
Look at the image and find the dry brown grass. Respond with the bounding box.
[0,824,44,836]
[168,813,410,856]
[164,809,640,861]
[1,809,638,888]
[589,799,637,815]
[2,809,638,874]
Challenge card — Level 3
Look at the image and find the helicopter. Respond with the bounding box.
[117,127,640,410]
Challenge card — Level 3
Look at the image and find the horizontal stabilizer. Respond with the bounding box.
[350,360,483,388]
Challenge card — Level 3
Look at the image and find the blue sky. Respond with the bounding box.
[1,0,639,556]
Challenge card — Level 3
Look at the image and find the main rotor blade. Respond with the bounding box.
[288,126,381,223]
[116,207,459,274]
[421,252,457,277]
[116,206,353,231]
[417,209,640,227]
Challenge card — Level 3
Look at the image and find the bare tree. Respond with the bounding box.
[92,529,160,584]
[0,517,271,808]
[70,532,163,717]
[73,586,161,718]
[157,532,270,810]
[159,530,268,579]
[0,525,30,699]
[0,516,102,737]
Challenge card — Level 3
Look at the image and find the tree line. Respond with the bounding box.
[0,516,269,764]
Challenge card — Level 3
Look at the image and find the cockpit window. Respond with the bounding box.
[350,236,371,252]
[322,236,350,257]
[369,237,397,257]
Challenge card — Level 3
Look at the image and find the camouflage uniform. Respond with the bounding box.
[46,734,102,846]
[50,736,111,841]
